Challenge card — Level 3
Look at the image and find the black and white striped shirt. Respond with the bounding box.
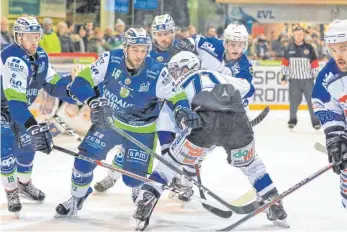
[281,43,319,80]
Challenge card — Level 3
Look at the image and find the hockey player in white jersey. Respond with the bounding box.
[133,52,288,229]
[312,19,347,209]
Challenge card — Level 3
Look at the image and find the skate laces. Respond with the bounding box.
[100,176,115,189]
[7,190,20,205]
[21,182,40,198]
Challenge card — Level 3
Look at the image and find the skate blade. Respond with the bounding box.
[135,219,149,231]
[14,211,20,219]
[273,219,290,228]
[19,192,44,203]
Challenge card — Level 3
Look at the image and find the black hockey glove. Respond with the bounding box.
[27,123,53,154]
[175,38,195,52]
[174,106,202,130]
[326,134,347,175]
[87,97,113,129]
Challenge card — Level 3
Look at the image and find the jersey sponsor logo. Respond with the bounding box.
[1,155,16,171]
[146,70,159,79]
[85,135,107,148]
[315,110,344,125]
[91,64,99,75]
[229,140,255,167]
[312,100,325,110]
[8,58,25,72]
[37,50,46,58]
[104,89,134,110]
[160,70,171,86]
[10,73,22,89]
[128,149,149,163]
[139,82,150,92]
[110,56,121,64]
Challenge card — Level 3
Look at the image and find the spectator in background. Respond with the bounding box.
[271,31,288,58]
[112,19,125,49]
[85,21,94,40]
[181,27,190,39]
[87,27,112,55]
[277,39,289,58]
[311,33,323,59]
[254,34,270,60]
[57,21,74,52]
[67,22,75,35]
[1,17,13,49]
[206,26,217,38]
[175,26,183,40]
[40,17,61,53]
[71,25,88,53]
[188,24,197,37]
[281,26,320,130]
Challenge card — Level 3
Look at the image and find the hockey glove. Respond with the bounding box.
[174,106,202,129]
[27,123,53,154]
[175,38,195,52]
[326,134,347,175]
[87,97,113,129]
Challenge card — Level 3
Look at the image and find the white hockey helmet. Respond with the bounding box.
[151,14,175,34]
[168,51,200,81]
[223,23,249,52]
[13,16,42,46]
[324,19,347,44]
[123,28,152,56]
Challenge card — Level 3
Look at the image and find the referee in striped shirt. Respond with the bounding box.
[281,26,321,129]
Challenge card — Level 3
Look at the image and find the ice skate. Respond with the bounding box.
[6,189,22,218]
[265,193,289,228]
[55,187,93,218]
[94,175,116,192]
[134,188,159,231]
[18,180,45,202]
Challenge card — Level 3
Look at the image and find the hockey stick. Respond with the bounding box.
[52,114,82,141]
[107,120,261,215]
[314,142,328,154]
[52,145,229,209]
[195,164,232,218]
[217,163,334,231]
[250,106,269,127]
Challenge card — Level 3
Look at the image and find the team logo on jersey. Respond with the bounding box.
[120,87,130,98]
[156,56,164,62]
[304,49,310,55]
[139,82,150,92]
[37,62,45,73]
[125,78,131,85]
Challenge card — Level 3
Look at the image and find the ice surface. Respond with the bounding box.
[1,111,345,231]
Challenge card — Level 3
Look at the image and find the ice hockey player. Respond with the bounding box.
[176,23,253,85]
[132,51,288,229]
[149,14,178,64]
[55,28,201,218]
[0,17,75,215]
[94,14,179,192]
[312,19,347,209]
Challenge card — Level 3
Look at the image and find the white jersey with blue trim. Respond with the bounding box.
[156,69,252,133]
[312,58,347,136]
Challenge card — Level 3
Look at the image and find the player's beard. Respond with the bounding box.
[336,58,347,72]
[156,40,171,51]
[127,57,144,70]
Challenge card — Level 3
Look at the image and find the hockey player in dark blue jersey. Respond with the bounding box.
[312,19,347,209]
[1,17,75,215]
[149,14,178,64]
[94,14,180,192]
[55,28,201,218]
